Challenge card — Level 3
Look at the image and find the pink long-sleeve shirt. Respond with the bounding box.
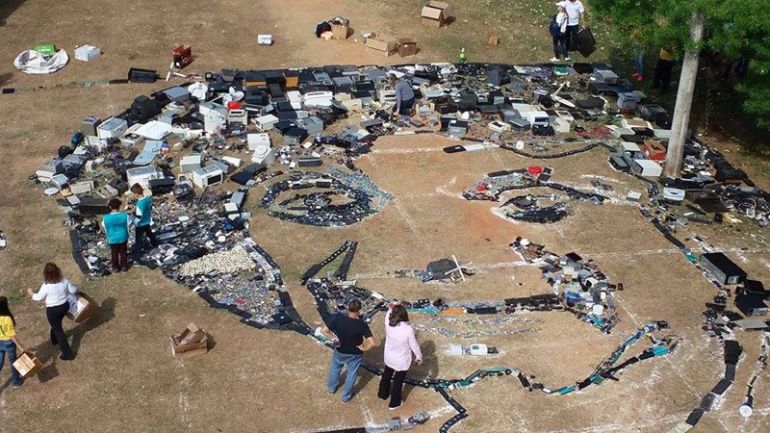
[384,308,423,372]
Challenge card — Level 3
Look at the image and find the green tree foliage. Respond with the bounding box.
[591,0,770,130]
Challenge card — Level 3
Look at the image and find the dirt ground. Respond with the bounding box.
[1,1,770,433]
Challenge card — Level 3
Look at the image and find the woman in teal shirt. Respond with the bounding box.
[102,198,130,272]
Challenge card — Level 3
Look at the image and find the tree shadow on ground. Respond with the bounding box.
[0,0,26,27]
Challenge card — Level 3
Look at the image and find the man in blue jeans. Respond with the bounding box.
[322,299,376,402]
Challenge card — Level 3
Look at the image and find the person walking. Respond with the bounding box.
[558,0,586,54]
[377,303,422,410]
[322,299,376,402]
[102,198,130,273]
[130,183,158,262]
[652,48,675,93]
[0,297,26,387]
[549,6,569,63]
[27,263,77,361]
[389,75,416,119]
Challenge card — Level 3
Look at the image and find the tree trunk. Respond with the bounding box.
[663,10,706,177]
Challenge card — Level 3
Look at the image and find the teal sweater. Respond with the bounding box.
[102,212,129,245]
[134,196,153,227]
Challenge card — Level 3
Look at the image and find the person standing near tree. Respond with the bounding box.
[0,296,26,387]
[653,47,675,93]
[378,303,422,410]
[27,262,77,361]
[322,299,376,402]
[557,0,586,55]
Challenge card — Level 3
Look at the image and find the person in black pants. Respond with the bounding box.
[652,48,675,93]
[130,183,158,262]
[378,303,422,410]
[28,262,78,360]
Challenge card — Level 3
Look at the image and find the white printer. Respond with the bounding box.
[126,166,160,188]
[97,117,128,140]
[192,165,224,189]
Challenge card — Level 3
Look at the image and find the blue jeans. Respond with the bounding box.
[0,339,23,386]
[326,350,362,401]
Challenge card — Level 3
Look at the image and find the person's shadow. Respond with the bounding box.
[403,339,438,401]
[28,297,117,382]
[70,297,117,355]
[359,337,439,402]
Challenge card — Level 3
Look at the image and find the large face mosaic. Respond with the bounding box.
[33,62,769,432]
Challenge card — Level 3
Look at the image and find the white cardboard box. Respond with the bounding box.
[74,45,101,62]
[632,159,662,178]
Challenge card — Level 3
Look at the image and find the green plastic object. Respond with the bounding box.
[34,43,56,56]
[554,65,569,75]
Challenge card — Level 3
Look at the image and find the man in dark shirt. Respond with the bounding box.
[322,299,376,402]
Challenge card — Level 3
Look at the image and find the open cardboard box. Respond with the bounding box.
[66,292,98,323]
[171,323,209,357]
[331,23,349,40]
[13,352,44,378]
[365,38,397,57]
[421,1,451,28]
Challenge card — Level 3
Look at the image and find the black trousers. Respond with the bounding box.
[565,25,580,51]
[47,303,74,359]
[398,97,415,116]
[132,225,157,260]
[552,34,567,59]
[378,366,407,408]
[653,59,674,92]
[110,242,128,271]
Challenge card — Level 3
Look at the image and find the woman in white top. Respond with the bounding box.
[27,262,77,360]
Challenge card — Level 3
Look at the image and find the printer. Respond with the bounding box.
[191,165,224,189]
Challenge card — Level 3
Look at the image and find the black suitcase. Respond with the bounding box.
[575,28,596,57]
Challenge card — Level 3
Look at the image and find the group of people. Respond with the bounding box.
[0,183,158,387]
[322,300,422,409]
[0,262,79,388]
[102,183,158,273]
[549,0,587,63]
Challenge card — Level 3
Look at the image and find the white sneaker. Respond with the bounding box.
[550,57,559,63]
[388,404,402,411]
[564,57,571,62]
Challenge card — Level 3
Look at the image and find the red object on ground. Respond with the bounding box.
[528,166,543,176]
[476,184,487,192]
[172,45,193,69]
[228,101,243,110]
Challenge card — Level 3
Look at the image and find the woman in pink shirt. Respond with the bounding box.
[378,303,422,410]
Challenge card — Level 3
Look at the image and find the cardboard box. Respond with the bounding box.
[398,38,418,57]
[421,1,451,28]
[488,33,499,46]
[171,323,209,357]
[66,292,98,323]
[331,24,349,40]
[365,38,397,57]
[13,352,44,378]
